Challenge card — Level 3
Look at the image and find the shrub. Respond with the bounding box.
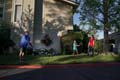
[61,31,89,54]
[94,40,103,54]
[0,21,15,55]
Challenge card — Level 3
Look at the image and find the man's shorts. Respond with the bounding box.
[20,47,27,53]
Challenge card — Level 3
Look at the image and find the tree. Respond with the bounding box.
[61,31,89,54]
[73,24,80,31]
[76,0,120,53]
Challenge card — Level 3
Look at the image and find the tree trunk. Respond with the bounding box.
[103,0,109,53]
[103,27,109,53]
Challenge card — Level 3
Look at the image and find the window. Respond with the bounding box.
[14,5,22,22]
[0,0,4,20]
[0,8,3,17]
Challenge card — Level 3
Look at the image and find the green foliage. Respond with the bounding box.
[77,0,120,31]
[0,21,15,55]
[61,31,89,54]
[76,0,120,52]
[94,40,103,53]
[73,24,80,31]
[0,21,10,40]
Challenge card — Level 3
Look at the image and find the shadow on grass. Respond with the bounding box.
[50,54,120,64]
[0,54,120,65]
[53,54,88,61]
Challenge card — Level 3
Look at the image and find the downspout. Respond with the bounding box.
[21,0,24,30]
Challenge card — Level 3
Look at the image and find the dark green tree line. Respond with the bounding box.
[76,0,120,52]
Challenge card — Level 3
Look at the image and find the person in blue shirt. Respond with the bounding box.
[73,40,79,56]
[19,30,32,62]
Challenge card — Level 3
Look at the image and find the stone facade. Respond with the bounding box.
[33,0,74,53]
[0,0,13,21]
[10,0,35,49]
[3,0,78,53]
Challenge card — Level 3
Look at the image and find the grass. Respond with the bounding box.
[0,53,120,65]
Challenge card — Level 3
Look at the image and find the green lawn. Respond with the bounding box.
[0,54,120,65]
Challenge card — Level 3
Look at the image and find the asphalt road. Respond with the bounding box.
[0,63,120,80]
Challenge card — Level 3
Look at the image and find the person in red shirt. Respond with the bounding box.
[88,35,95,56]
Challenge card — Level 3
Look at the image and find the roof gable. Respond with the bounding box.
[55,0,79,6]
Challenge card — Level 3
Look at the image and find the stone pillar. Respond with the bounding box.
[33,0,43,48]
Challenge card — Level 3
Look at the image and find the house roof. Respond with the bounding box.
[109,32,120,39]
[56,0,79,6]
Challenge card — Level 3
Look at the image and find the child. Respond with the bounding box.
[88,35,95,56]
[73,40,79,56]
[19,30,32,63]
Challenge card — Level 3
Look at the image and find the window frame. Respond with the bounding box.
[14,5,22,22]
[0,0,5,20]
[13,0,22,22]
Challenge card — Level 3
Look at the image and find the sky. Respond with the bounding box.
[73,13,104,39]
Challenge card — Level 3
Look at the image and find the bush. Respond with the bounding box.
[0,21,15,55]
[61,31,89,54]
[94,40,103,54]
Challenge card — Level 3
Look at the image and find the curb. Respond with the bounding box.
[0,62,120,69]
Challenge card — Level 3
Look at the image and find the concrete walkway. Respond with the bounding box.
[0,63,120,80]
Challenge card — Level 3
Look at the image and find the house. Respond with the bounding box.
[0,0,12,22]
[109,32,120,53]
[1,0,78,53]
